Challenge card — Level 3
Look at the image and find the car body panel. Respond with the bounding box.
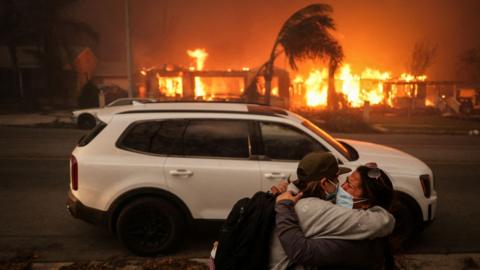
[164,157,262,219]
[72,98,157,125]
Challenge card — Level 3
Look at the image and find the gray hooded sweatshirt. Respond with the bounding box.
[268,184,396,270]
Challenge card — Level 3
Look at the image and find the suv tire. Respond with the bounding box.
[116,197,184,256]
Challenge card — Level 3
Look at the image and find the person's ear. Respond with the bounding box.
[319,178,329,190]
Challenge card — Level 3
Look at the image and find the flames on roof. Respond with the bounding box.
[138,48,428,110]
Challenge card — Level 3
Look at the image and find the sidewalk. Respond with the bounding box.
[2,111,480,136]
[2,254,479,270]
[369,114,480,136]
[396,253,480,269]
[0,111,74,127]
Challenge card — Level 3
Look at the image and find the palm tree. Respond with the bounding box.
[262,3,343,110]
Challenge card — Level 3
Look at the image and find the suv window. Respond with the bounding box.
[119,120,186,154]
[78,121,107,147]
[183,120,250,158]
[260,121,327,161]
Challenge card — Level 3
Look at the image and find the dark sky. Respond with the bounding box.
[71,0,480,80]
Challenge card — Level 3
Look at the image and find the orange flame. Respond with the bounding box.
[303,69,328,107]
[187,48,208,97]
[152,47,428,108]
[156,74,182,97]
[299,64,425,108]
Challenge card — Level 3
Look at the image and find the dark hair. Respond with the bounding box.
[293,179,328,200]
[356,166,394,210]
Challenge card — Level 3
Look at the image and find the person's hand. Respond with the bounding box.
[276,191,303,204]
[270,180,288,195]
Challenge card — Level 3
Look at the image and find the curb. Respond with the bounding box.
[395,253,480,269]
[23,254,480,270]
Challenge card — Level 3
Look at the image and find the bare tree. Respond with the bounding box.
[408,40,438,76]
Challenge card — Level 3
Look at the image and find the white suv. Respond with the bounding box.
[67,102,437,255]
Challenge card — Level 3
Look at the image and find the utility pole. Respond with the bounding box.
[125,0,134,97]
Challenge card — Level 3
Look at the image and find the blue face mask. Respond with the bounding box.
[324,179,339,201]
[336,186,369,209]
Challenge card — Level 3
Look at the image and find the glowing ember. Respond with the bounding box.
[399,73,427,82]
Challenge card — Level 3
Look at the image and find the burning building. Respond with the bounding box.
[136,48,480,114]
[139,49,291,108]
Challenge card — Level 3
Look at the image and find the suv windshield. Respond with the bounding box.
[302,120,356,161]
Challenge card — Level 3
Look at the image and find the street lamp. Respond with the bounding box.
[125,0,134,97]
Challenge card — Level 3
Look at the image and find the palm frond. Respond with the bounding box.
[277,13,343,70]
[285,4,333,24]
[262,3,343,107]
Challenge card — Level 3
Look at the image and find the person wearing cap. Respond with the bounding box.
[268,152,395,270]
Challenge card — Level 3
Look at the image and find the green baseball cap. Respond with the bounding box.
[297,152,351,182]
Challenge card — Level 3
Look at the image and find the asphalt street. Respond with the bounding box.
[0,126,479,261]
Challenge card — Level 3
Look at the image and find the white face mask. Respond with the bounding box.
[335,186,368,209]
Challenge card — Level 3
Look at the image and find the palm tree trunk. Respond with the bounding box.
[327,60,338,111]
[264,41,281,106]
[264,60,274,105]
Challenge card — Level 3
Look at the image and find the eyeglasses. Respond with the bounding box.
[365,162,381,180]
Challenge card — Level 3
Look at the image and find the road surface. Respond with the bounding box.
[0,126,479,261]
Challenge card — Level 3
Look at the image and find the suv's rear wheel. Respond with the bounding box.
[116,197,184,256]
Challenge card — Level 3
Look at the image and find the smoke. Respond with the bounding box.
[73,0,480,80]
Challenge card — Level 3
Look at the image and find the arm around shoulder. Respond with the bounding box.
[275,202,386,268]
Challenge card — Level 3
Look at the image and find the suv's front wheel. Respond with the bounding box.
[116,197,184,256]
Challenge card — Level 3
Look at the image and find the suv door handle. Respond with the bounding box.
[264,172,286,180]
[169,169,194,177]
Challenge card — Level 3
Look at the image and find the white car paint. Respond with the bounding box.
[72,98,157,125]
[70,102,437,224]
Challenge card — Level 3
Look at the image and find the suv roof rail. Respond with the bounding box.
[115,103,288,117]
[146,100,271,106]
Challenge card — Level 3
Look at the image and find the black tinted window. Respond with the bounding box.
[119,120,186,154]
[151,120,187,155]
[78,121,107,147]
[183,120,250,158]
[260,122,326,160]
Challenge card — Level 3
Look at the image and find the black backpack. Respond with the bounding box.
[214,191,277,270]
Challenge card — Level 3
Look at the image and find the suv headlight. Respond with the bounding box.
[420,174,432,198]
